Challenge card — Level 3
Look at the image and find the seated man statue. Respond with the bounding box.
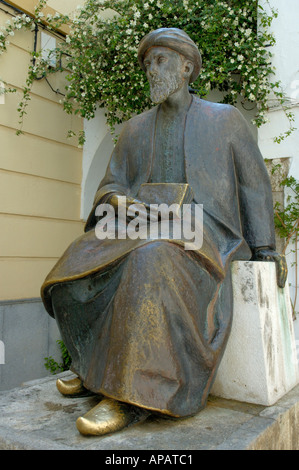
[41,28,287,436]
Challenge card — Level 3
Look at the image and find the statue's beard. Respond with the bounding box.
[149,72,184,104]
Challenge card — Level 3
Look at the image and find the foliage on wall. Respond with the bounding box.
[0,0,295,144]
[273,165,299,316]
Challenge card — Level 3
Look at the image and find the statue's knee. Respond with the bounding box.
[132,241,178,262]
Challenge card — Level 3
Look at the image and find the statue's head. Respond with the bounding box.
[137,28,201,104]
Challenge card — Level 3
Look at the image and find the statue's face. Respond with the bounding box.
[143,46,186,104]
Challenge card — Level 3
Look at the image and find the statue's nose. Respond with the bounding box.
[148,63,158,77]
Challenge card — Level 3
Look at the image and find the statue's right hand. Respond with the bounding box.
[109,194,159,222]
[108,193,122,209]
[108,194,147,220]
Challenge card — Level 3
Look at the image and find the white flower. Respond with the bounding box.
[134,11,141,19]
[9,31,15,36]
[144,2,149,9]
[237,54,244,61]
[148,13,153,20]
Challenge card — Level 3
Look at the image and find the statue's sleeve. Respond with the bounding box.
[230,108,276,250]
[84,123,131,232]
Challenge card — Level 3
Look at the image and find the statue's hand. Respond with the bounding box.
[251,247,288,289]
[109,194,159,221]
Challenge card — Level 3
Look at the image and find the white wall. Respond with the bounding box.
[258,0,299,167]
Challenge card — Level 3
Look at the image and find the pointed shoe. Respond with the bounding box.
[56,377,90,397]
[76,398,149,436]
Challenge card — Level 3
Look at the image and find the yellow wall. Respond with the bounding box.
[0,2,84,300]
[4,0,84,34]
[47,0,85,15]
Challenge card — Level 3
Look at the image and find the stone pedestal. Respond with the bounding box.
[211,261,299,406]
[1,372,299,450]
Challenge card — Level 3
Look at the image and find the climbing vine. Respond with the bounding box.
[0,0,295,143]
[44,339,72,374]
[272,165,299,316]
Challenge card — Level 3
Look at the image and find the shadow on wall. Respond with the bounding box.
[0,299,61,391]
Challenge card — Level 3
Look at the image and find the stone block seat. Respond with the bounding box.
[211,261,299,406]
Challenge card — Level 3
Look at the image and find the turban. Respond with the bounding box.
[138,28,202,83]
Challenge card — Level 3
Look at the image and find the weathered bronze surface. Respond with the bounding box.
[56,377,90,397]
[41,28,287,435]
[76,398,150,436]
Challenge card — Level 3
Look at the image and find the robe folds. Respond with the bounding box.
[41,96,275,417]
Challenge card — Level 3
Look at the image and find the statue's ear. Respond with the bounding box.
[183,60,194,81]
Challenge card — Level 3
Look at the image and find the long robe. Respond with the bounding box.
[41,96,275,417]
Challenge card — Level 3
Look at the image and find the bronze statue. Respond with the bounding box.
[41,28,287,436]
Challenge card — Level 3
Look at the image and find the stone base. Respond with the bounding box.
[211,261,299,406]
[0,372,298,450]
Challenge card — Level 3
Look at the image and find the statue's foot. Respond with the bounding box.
[56,376,90,397]
[76,397,150,436]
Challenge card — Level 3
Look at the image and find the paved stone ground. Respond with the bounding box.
[0,371,298,450]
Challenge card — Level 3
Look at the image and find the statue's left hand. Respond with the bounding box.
[251,247,288,289]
